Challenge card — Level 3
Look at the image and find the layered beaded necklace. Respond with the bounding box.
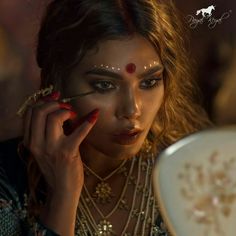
[75,153,161,236]
[83,160,127,204]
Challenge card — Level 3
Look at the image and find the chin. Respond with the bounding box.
[101,141,144,160]
[83,133,146,159]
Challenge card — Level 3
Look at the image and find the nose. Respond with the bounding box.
[116,88,141,120]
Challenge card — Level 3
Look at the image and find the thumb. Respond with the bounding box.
[68,108,99,146]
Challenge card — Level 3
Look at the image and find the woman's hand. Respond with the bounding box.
[22,91,99,235]
[23,91,99,197]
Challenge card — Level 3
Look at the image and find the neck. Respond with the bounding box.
[80,142,126,178]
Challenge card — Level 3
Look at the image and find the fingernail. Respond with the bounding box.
[86,108,99,124]
[70,110,77,119]
[59,102,72,110]
[41,91,61,102]
[50,91,61,100]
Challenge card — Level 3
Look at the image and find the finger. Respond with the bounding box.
[45,109,77,147]
[41,91,61,102]
[23,98,47,148]
[23,91,60,147]
[30,102,63,150]
[68,109,99,149]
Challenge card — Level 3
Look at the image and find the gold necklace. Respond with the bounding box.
[77,158,135,236]
[76,153,160,236]
[83,160,127,204]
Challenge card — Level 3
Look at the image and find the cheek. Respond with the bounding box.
[72,96,115,122]
[142,88,164,117]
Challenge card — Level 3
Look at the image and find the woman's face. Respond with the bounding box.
[65,35,164,159]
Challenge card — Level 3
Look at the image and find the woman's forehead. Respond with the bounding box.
[76,35,162,74]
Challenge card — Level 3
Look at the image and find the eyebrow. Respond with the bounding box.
[85,68,122,80]
[84,65,164,80]
[139,65,164,78]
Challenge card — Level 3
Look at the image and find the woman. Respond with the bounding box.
[0,0,211,235]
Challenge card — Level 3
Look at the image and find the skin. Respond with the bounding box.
[65,34,164,176]
[23,34,164,235]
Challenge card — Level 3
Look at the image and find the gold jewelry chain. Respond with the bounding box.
[83,159,128,204]
[83,159,127,181]
[121,156,142,235]
[76,154,159,236]
[134,157,152,235]
[76,157,134,235]
[83,157,135,219]
[77,157,137,236]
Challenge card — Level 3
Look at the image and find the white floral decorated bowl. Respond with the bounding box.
[153,127,236,236]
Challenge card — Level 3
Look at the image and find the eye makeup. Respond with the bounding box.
[140,77,163,89]
[88,80,117,94]
[86,73,163,94]
[60,90,97,103]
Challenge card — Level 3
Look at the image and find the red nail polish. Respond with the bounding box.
[59,102,72,110]
[41,91,61,102]
[70,111,77,119]
[86,109,99,124]
[50,91,61,100]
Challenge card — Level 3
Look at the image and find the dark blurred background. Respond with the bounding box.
[0,0,235,141]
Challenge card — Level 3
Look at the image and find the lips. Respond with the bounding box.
[112,128,143,145]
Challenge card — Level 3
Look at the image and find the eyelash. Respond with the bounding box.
[90,81,115,93]
[140,77,163,89]
[90,77,163,93]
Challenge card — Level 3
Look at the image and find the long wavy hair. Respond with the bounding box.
[27,0,212,217]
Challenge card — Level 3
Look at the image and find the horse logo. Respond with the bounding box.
[187,4,231,29]
[196,5,216,18]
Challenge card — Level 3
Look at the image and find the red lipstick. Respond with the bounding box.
[112,128,143,145]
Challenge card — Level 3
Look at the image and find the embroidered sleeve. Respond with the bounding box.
[0,170,59,235]
[0,196,61,236]
[0,198,60,236]
[0,198,22,235]
[29,220,60,236]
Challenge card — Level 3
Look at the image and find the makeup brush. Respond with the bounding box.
[60,90,96,103]
[62,90,97,135]
[16,89,96,117]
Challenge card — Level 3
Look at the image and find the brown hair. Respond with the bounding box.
[28,0,212,216]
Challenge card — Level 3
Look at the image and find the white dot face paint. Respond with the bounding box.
[66,35,164,162]
[92,64,121,72]
[144,61,159,70]
[92,60,160,73]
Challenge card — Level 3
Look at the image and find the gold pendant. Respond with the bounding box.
[97,219,114,235]
[93,182,114,204]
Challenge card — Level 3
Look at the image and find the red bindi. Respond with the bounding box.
[125,63,136,74]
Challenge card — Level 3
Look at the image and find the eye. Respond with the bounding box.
[140,77,163,89]
[90,80,116,93]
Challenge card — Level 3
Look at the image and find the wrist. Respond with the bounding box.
[47,185,82,201]
[47,191,81,208]
[39,193,80,236]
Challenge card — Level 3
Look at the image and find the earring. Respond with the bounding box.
[16,85,54,117]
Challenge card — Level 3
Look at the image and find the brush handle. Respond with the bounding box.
[60,91,96,103]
